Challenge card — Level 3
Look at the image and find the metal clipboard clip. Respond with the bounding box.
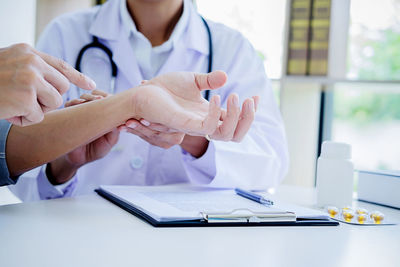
[201,208,297,223]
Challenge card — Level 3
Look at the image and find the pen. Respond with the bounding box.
[235,188,274,206]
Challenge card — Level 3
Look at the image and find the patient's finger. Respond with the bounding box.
[212,93,240,140]
[201,95,221,135]
[220,109,227,121]
[232,98,255,142]
[252,96,260,112]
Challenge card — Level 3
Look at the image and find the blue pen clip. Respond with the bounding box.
[235,188,274,206]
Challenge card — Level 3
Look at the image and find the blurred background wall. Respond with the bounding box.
[0,0,36,47]
[35,0,93,40]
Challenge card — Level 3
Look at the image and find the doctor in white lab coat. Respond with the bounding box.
[10,0,289,201]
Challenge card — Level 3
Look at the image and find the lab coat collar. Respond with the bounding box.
[89,0,121,41]
[110,30,143,86]
[87,0,209,85]
[89,0,209,55]
[120,0,189,51]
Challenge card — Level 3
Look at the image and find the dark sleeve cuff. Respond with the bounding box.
[0,120,15,186]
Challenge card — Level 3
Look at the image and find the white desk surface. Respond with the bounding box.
[0,186,399,267]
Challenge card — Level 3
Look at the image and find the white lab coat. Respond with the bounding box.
[9,0,288,201]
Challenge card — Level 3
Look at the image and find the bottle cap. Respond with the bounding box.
[320,141,351,159]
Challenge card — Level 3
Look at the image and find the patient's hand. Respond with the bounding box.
[123,96,259,157]
[125,71,259,156]
[113,71,225,150]
[130,71,227,136]
[180,95,259,157]
[46,90,120,185]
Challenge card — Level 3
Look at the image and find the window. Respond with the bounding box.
[331,0,400,171]
[332,83,400,170]
[347,0,400,80]
[196,0,288,79]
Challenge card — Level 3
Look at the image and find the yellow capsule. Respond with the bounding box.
[357,214,367,224]
[326,206,339,218]
[356,208,368,215]
[342,211,354,222]
[371,211,384,224]
[342,206,353,211]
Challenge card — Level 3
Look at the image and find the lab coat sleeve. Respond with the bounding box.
[36,165,78,199]
[181,30,289,190]
[8,165,78,201]
[180,143,216,184]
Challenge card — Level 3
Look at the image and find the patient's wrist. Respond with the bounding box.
[127,86,144,120]
[113,87,142,122]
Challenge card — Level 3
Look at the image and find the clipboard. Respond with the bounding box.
[95,187,339,227]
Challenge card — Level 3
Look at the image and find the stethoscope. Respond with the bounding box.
[75,16,213,101]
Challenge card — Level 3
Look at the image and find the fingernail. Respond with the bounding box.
[232,94,239,107]
[88,79,96,89]
[119,126,128,132]
[247,99,255,112]
[127,122,138,129]
[140,120,150,126]
[213,95,220,107]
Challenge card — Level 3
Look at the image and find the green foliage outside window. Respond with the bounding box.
[336,28,400,124]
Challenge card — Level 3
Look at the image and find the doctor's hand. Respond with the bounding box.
[0,43,96,126]
[120,119,185,149]
[129,71,227,136]
[46,90,119,185]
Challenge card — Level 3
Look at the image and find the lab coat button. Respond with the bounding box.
[130,157,143,169]
[111,145,124,152]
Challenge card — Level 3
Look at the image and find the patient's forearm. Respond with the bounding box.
[6,89,135,176]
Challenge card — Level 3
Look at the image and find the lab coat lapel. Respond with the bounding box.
[109,34,143,87]
[157,4,210,75]
[157,41,189,74]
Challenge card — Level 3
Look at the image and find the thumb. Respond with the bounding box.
[194,70,227,91]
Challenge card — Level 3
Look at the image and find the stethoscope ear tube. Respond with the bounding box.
[200,16,213,101]
[75,36,118,78]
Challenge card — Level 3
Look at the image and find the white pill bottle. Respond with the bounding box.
[316,141,354,207]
